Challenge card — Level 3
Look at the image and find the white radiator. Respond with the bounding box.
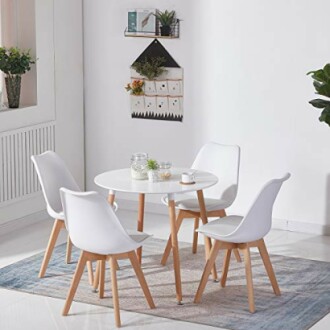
[0,122,55,204]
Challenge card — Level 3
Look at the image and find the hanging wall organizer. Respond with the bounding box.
[128,39,183,122]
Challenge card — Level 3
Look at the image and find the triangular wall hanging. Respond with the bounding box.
[127,39,183,122]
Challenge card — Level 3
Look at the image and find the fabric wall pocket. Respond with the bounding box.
[145,96,156,112]
[131,95,145,112]
[168,80,182,95]
[156,96,169,113]
[168,96,182,115]
[155,81,168,95]
[144,80,156,95]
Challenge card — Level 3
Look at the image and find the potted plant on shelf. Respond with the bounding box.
[0,47,36,108]
[146,159,159,182]
[307,63,330,126]
[154,10,176,36]
[131,57,167,80]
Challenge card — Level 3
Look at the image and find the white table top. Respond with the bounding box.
[94,168,218,195]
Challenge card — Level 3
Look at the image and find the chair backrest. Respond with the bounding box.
[230,173,291,242]
[191,142,240,205]
[31,151,80,215]
[60,188,139,254]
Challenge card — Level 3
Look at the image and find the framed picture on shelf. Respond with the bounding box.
[127,9,156,36]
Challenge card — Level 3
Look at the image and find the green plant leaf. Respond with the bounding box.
[323,64,330,79]
[309,98,330,109]
[310,70,328,83]
[0,46,36,76]
[313,80,330,97]
[319,105,330,126]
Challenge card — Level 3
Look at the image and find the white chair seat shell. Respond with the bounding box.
[47,206,65,220]
[60,189,150,256]
[198,174,291,244]
[161,195,232,212]
[197,216,244,242]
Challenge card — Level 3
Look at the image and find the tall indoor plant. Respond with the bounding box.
[0,47,36,108]
[307,63,330,126]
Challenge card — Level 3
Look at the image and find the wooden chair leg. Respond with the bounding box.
[241,247,255,313]
[194,240,221,303]
[219,210,241,263]
[87,261,94,286]
[99,260,105,298]
[93,261,100,292]
[39,219,64,278]
[258,239,281,296]
[160,210,185,266]
[110,256,121,327]
[128,251,155,309]
[233,249,242,262]
[192,217,199,254]
[220,249,231,288]
[66,235,73,264]
[62,251,87,316]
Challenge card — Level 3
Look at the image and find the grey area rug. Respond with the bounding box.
[1,238,330,330]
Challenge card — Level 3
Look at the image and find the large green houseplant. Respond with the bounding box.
[307,63,330,126]
[0,47,36,108]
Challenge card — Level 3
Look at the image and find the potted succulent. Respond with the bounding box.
[154,10,176,36]
[146,159,159,182]
[307,63,330,126]
[131,57,167,80]
[0,47,36,108]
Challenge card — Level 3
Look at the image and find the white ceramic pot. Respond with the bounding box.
[148,170,159,182]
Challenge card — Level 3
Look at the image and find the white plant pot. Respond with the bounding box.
[148,170,158,182]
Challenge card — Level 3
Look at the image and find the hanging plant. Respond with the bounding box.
[131,57,167,80]
[307,63,330,126]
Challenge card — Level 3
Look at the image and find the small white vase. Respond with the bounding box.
[148,170,159,182]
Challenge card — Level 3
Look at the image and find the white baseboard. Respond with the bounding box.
[0,210,49,237]
[117,198,330,236]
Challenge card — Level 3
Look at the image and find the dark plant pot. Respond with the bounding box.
[160,25,171,36]
[5,76,21,108]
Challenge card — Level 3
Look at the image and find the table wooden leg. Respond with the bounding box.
[107,192,115,205]
[197,190,218,281]
[137,193,145,264]
[168,196,183,304]
[107,191,120,270]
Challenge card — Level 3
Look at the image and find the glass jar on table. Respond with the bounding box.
[159,161,172,181]
[131,153,148,180]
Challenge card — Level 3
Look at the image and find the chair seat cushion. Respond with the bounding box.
[161,195,231,212]
[197,216,244,241]
[126,229,151,244]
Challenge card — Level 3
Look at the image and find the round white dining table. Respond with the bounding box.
[94,167,218,304]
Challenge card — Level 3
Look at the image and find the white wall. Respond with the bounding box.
[84,0,330,234]
[0,0,84,228]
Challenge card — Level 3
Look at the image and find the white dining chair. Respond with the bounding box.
[60,188,155,328]
[194,173,290,313]
[31,151,117,283]
[161,142,241,265]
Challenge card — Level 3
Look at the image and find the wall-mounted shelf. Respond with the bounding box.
[124,19,180,39]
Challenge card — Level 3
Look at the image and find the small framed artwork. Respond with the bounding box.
[127,9,156,36]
